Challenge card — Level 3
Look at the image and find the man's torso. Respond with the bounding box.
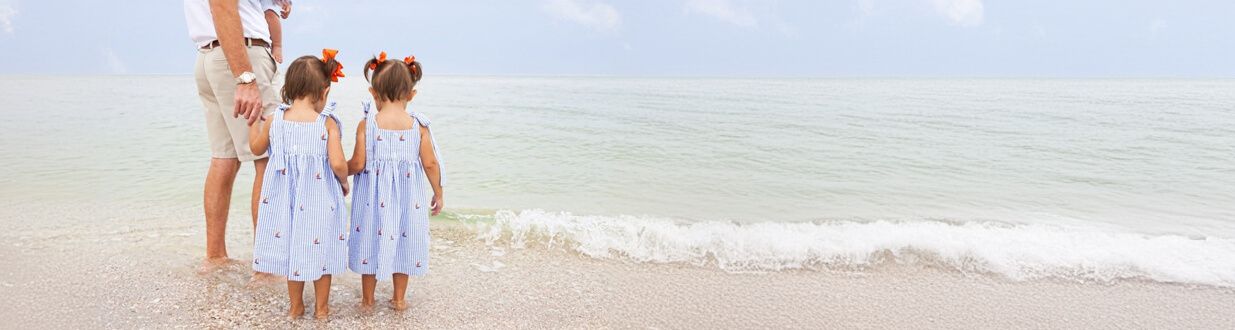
[184,0,275,48]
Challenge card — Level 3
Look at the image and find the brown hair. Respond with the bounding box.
[281,55,341,103]
[363,55,422,102]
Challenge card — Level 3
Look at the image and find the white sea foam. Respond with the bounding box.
[476,209,1235,287]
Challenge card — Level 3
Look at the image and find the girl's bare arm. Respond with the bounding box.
[248,116,272,156]
[325,119,350,194]
[418,125,444,215]
[347,121,366,175]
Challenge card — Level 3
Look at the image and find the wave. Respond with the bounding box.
[472,209,1235,287]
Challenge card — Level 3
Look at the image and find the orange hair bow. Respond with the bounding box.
[368,51,388,71]
[405,55,417,76]
[322,48,345,82]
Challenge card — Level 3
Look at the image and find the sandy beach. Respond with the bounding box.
[1,202,1231,329]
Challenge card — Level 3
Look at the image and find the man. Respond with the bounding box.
[184,0,290,269]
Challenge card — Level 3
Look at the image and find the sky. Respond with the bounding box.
[0,0,1232,77]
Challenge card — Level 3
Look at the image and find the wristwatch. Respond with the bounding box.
[235,72,257,84]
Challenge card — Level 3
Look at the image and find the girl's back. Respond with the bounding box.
[253,104,349,282]
[348,102,438,280]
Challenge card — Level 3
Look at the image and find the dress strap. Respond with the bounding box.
[267,104,290,153]
[317,101,341,128]
[410,111,445,187]
[363,101,377,160]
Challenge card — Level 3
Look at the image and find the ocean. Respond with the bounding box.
[0,76,1233,327]
[3,75,1235,282]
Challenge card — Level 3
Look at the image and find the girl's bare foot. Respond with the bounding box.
[390,299,409,311]
[247,272,283,288]
[359,298,376,312]
[314,306,330,320]
[289,304,305,319]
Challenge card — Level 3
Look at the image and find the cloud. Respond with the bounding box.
[930,0,984,27]
[0,3,16,34]
[103,47,128,74]
[541,0,621,32]
[683,0,758,27]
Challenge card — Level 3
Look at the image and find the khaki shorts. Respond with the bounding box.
[194,45,279,162]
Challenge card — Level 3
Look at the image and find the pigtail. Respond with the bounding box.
[407,61,423,83]
[322,57,341,84]
[363,58,381,82]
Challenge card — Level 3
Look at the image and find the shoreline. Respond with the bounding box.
[0,203,1232,328]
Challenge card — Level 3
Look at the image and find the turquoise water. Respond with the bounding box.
[2,76,1233,285]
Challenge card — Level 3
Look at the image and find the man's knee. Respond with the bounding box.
[209,157,242,173]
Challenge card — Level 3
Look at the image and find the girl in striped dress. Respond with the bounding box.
[249,49,350,319]
[347,52,444,311]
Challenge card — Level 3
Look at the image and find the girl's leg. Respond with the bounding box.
[361,274,377,307]
[391,273,409,310]
[287,281,306,318]
[313,275,332,319]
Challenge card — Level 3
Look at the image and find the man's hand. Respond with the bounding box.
[234,83,263,126]
[272,46,283,63]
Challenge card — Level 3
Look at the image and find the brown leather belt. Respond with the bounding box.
[201,38,270,50]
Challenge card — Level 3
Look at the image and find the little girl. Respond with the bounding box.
[347,52,444,311]
[250,49,350,319]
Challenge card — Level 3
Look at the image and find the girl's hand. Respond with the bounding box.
[340,180,350,196]
[430,194,443,216]
[278,0,293,19]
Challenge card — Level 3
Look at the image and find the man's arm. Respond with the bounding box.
[209,0,263,125]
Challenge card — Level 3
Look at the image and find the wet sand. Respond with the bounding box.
[1,202,1233,329]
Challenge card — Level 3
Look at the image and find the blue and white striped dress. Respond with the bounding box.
[348,102,443,281]
[253,103,349,282]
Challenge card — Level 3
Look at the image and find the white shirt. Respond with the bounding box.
[184,0,279,48]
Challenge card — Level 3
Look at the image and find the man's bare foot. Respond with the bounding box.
[197,257,235,275]
[314,306,329,320]
[390,299,409,311]
[289,304,305,319]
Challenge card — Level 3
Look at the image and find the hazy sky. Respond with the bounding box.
[0,0,1231,77]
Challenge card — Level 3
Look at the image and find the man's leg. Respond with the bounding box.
[197,48,244,265]
[204,158,240,261]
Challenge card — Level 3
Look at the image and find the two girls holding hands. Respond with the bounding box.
[249,49,444,319]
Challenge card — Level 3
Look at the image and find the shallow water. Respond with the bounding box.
[1,76,1233,287]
